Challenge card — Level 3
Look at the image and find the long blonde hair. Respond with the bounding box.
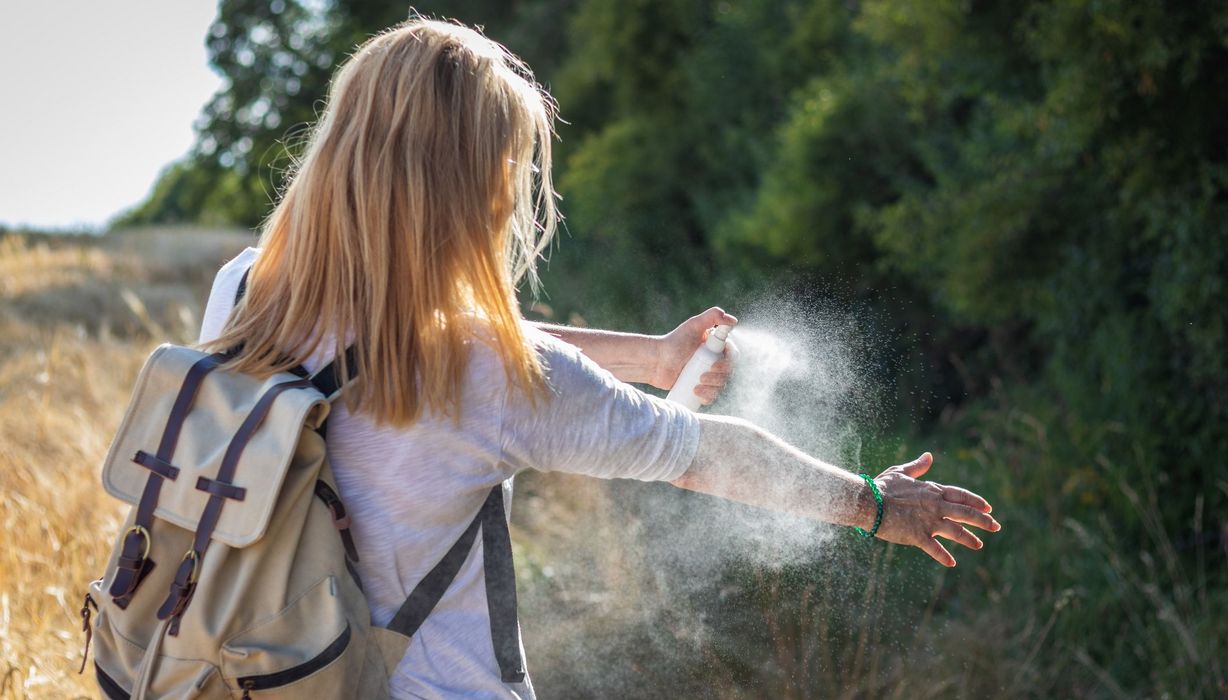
[203,18,559,425]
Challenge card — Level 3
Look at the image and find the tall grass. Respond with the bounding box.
[0,230,249,699]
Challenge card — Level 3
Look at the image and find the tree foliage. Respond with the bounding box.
[133,0,1225,539]
[129,0,1227,501]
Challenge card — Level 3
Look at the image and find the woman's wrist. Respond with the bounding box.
[852,474,884,538]
[852,476,881,533]
[647,334,670,388]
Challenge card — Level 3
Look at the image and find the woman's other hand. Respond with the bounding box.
[652,307,739,403]
[871,452,1001,567]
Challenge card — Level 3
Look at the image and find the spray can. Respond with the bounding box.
[666,324,733,411]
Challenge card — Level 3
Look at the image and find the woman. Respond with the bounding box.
[201,18,999,699]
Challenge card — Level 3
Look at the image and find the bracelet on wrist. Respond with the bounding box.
[854,473,884,538]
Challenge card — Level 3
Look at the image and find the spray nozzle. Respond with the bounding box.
[704,324,733,352]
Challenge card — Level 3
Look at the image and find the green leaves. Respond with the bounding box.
[127,0,1226,519]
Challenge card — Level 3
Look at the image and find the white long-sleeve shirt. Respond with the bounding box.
[200,248,699,698]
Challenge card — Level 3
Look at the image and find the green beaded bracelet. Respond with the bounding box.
[854,473,883,538]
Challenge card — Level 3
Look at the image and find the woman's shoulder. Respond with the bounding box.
[199,247,260,343]
[222,246,261,271]
[461,322,598,399]
[211,246,261,300]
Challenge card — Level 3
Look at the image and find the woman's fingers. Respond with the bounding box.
[941,485,993,513]
[935,519,983,551]
[702,359,733,378]
[693,307,738,334]
[918,536,956,568]
[899,452,933,479]
[693,384,720,405]
[694,360,735,405]
[942,503,1001,532]
[722,337,741,363]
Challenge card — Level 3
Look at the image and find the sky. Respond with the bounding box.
[0,2,224,230]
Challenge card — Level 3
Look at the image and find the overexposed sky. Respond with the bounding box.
[0,2,224,230]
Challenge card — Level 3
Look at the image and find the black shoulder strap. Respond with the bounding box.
[309,346,358,399]
[232,264,355,398]
[235,267,524,680]
[234,267,250,306]
[386,485,525,683]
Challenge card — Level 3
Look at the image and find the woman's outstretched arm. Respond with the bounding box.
[533,307,738,403]
[672,414,1002,567]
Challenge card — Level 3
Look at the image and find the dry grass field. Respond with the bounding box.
[0,229,256,698]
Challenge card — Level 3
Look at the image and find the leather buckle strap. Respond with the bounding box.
[120,525,152,561]
[156,551,200,636]
[156,379,315,635]
[132,450,179,480]
[110,351,226,607]
[314,481,359,560]
[195,476,246,502]
[108,526,155,609]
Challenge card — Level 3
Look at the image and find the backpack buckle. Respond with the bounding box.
[156,550,201,635]
[180,549,201,585]
[122,525,152,561]
[109,525,156,607]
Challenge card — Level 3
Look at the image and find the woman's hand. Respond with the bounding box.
[871,452,1001,567]
[651,307,739,404]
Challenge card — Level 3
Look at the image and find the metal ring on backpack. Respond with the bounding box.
[122,525,151,561]
[180,550,201,585]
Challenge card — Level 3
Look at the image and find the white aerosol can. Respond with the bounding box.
[666,324,733,411]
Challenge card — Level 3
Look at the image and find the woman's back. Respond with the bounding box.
[200,248,700,698]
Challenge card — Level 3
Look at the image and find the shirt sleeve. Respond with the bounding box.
[199,247,260,343]
[500,326,700,482]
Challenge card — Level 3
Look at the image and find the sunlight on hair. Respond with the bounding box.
[202,18,561,426]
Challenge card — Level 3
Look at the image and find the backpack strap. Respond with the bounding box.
[155,377,316,635]
[309,346,359,401]
[234,265,524,680]
[386,485,526,683]
[109,352,227,608]
[234,266,250,306]
[234,264,355,402]
[478,485,525,683]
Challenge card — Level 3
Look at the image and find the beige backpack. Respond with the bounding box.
[80,278,526,699]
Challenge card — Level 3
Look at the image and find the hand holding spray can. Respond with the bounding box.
[666,324,734,411]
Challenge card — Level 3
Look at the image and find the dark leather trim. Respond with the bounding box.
[314,481,360,561]
[194,475,246,502]
[132,450,179,480]
[190,379,313,554]
[110,351,225,604]
[236,623,351,690]
[157,378,314,628]
[95,662,131,700]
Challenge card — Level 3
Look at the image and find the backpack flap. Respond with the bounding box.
[101,344,330,548]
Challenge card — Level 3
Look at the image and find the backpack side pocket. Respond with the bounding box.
[221,576,368,698]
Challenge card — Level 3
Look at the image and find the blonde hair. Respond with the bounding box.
[203,18,559,425]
